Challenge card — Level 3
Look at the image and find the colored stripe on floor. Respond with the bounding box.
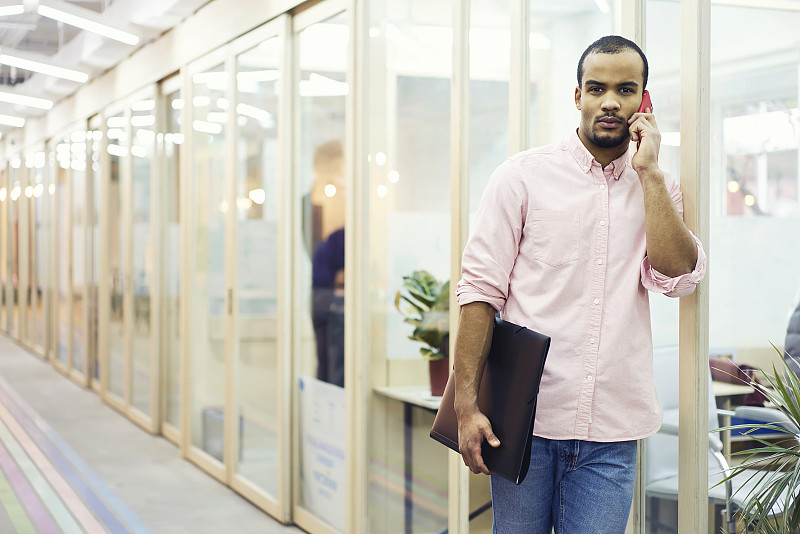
[0,425,63,534]
[0,400,105,533]
[0,459,37,534]
[0,383,134,533]
[0,371,153,534]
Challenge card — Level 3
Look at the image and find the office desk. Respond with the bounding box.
[712,380,755,456]
[373,387,492,533]
[374,387,440,534]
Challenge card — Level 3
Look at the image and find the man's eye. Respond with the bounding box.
[588,87,602,93]
[621,88,634,94]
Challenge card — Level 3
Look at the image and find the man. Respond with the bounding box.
[454,35,706,533]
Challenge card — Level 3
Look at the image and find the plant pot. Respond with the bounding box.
[429,357,450,397]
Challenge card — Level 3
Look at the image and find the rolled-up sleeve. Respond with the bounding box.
[641,232,706,298]
[456,160,527,311]
[640,173,707,298]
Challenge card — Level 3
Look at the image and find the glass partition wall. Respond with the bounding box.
[25,148,47,357]
[160,76,184,442]
[7,158,20,340]
[0,166,6,332]
[98,92,160,431]
[184,16,292,521]
[366,0,453,532]
[292,5,348,533]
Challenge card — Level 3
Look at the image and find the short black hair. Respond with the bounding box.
[577,35,648,89]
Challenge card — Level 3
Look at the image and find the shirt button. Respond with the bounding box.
[599,220,606,227]
[589,338,595,344]
[597,259,603,265]
[587,375,594,381]
[600,184,606,190]
[594,298,600,305]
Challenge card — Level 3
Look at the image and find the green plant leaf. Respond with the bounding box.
[711,344,800,532]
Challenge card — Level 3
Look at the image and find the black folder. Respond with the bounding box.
[429,316,550,484]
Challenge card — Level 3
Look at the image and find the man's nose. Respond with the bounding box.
[601,95,620,111]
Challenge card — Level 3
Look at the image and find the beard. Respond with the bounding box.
[582,114,631,148]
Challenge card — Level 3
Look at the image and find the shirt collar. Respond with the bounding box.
[566,129,630,180]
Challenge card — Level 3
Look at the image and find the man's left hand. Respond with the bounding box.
[629,109,661,174]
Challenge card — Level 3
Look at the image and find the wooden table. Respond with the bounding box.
[712,380,755,456]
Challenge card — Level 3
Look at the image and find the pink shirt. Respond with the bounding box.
[456,131,706,442]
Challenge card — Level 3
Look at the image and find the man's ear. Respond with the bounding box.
[575,86,582,110]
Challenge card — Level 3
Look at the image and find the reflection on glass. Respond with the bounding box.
[107,116,126,399]
[32,161,45,351]
[25,161,35,348]
[235,37,280,497]
[89,130,101,381]
[470,1,509,231]
[366,2,452,532]
[72,133,86,376]
[708,7,800,531]
[0,168,6,330]
[9,165,19,339]
[55,152,69,364]
[296,13,347,531]
[191,62,227,461]
[529,0,613,146]
[132,102,154,415]
[645,3,682,530]
[164,89,182,429]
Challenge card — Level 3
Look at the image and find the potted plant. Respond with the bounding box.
[394,270,450,396]
[716,344,800,533]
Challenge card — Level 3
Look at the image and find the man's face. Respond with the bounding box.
[575,51,645,150]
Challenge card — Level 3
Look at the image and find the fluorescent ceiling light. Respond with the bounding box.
[0,90,52,110]
[130,115,155,127]
[0,5,24,17]
[236,103,275,126]
[131,99,155,112]
[193,120,222,135]
[0,48,89,83]
[37,0,140,46]
[0,113,24,127]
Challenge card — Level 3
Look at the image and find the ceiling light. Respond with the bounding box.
[37,0,139,46]
[0,5,24,17]
[0,48,89,83]
[0,113,24,127]
[131,99,155,112]
[0,90,52,110]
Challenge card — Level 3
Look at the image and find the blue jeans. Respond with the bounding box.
[490,437,637,533]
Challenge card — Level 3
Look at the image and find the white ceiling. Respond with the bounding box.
[0,0,210,131]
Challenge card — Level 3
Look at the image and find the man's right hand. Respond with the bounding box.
[457,407,500,475]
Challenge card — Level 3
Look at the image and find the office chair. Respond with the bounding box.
[645,346,792,533]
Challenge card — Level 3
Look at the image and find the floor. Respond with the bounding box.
[0,334,303,534]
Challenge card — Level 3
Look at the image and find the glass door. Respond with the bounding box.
[71,129,89,383]
[186,47,230,479]
[103,106,128,404]
[88,117,103,390]
[98,95,159,431]
[54,139,71,370]
[160,76,183,442]
[130,91,158,427]
[8,158,20,340]
[0,165,6,332]
[292,2,349,532]
[25,149,47,356]
[21,157,33,351]
[229,18,288,517]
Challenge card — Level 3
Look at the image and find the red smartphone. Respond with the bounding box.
[638,90,653,113]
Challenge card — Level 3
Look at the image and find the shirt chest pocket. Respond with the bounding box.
[529,210,580,266]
